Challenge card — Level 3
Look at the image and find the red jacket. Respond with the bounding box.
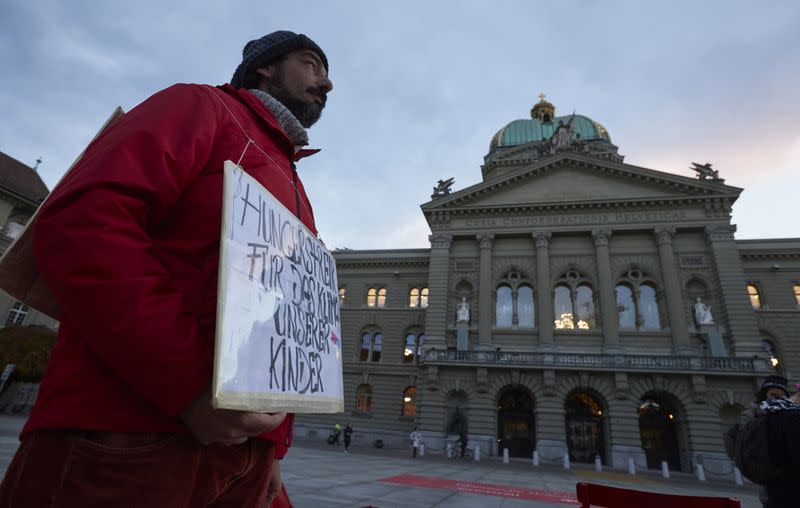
[25,83,318,458]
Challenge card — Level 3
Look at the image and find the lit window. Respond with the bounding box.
[762,338,782,371]
[747,284,762,310]
[377,288,387,308]
[367,288,377,307]
[554,270,595,330]
[403,332,426,364]
[5,302,29,327]
[409,288,420,308]
[793,284,800,306]
[338,287,346,305]
[420,288,429,308]
[402,387,417,417]
[356,384,373,413]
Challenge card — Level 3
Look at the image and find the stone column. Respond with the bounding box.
[606,398,647,470]
[592,229,620,352]
[424,234,452,350]
[705,224,762,356]
[535,395,567,461]
[477,234,494,347]
[654,227,691,354]
[533,231,553,350]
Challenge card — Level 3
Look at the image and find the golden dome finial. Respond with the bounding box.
[531,93,555,123]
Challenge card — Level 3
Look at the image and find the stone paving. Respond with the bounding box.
[0,415,760,507]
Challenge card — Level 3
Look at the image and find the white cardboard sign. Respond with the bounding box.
[213,161,343,413]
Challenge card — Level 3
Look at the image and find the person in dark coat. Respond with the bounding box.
[344,423,353,453]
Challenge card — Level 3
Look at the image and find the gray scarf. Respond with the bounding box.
[248,89,309,147]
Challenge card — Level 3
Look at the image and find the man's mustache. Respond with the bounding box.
[308,87,328,106]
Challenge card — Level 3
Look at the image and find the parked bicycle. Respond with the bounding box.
[447,440,474,460]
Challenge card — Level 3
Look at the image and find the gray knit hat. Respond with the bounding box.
[231,31,329,89]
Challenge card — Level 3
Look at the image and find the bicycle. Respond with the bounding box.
[447,441,474,460]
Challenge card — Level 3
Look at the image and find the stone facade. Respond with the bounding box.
[295,110,798,475]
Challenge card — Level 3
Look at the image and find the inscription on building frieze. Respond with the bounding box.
[462,210,688,229]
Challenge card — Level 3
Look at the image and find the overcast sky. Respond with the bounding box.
[2,1,798,249]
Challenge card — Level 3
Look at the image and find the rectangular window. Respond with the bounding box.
[5,302,29,326]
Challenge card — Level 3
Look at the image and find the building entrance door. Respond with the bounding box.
[565,392,605,464]
[638,397,681,470]
[497,387,534,458]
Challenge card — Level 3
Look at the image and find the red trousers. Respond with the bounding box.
[0,430,277,508]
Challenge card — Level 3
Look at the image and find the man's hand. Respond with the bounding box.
[264,458,282,506]
[179,388,286,445]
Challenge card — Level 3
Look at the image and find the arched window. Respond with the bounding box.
[360,331,383,362]
[5,301,29,326]
[762,338,783,374]
[554,270,595,330]
[356,384,373,413]
[402,387,417,416]
[367,287,387,308]
[517,285,534,328]
[615,268,661,330]
[638,284,661,330]
[403,332,425,364]
[338,287,346,305]
[408,287,429,308]
[616,284,636,329]
[494,271,535,328]
[496,285,513,327]
[747,284,762,309]
[794,284,800,306]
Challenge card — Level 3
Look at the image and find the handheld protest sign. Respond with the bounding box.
[213,161,344,413]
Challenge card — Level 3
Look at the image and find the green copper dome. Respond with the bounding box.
[489,99,612,152]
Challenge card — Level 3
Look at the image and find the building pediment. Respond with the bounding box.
[423,153,741,215]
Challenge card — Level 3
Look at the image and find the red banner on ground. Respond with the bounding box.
[380,474,578,504]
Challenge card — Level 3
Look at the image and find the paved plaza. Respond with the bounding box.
[0,415,759,507]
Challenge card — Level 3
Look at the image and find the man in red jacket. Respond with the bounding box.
[0,31,333,508]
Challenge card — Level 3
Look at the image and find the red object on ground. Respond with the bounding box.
[575,482,741,508]
[381,474,577,504]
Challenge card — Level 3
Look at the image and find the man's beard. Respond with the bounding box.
[267,69,326,128]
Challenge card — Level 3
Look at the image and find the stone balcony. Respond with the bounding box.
[423,349,773,376]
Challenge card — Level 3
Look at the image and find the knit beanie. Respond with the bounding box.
[758,375,790,400]
[231,31,328,90]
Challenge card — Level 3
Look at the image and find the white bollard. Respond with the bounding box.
[419,444,425,457]
[473,445,480,462]
[661,461,670,479]
[696,464,706,482]
[533,450,540,466]
[594,455,602,472]
[503,448,509,464]
[628,458,636,475]
[563,452,570,469]
[734,466,743,486]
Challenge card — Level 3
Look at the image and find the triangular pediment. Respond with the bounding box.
[423,153,742,212]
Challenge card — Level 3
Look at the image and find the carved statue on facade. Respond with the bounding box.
[690,162,720,181]
[456,297,470,322]
[693,297,714,325]
[550,113,575,148]
[432,177,455,198]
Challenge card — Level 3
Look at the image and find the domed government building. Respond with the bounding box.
[294,95,800,474]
